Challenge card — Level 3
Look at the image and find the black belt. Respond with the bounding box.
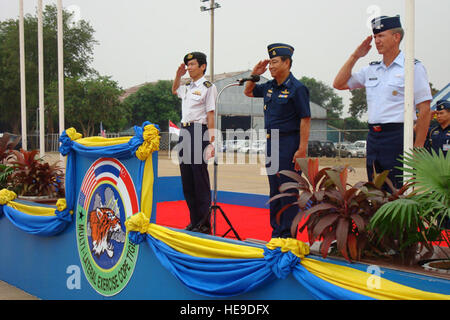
[181,122,207,128]
[266,130,299,139]
[369,123,403,132]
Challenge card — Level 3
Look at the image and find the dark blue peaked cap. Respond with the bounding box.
[184,52,207,65]
[371,15,402,34]
[267,43,294,58]
[436,100,450,111]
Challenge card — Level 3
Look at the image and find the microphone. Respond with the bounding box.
[237,74,260,86]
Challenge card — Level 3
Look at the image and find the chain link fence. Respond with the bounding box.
[21,129,369,157]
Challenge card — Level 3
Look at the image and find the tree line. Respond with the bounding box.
[0,5,438,138]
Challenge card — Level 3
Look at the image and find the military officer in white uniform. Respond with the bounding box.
[333,15,432,189]
[172,51,217,234]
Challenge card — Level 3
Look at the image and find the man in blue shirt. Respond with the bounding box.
[244,43,311,238]
[425,100,450,156]
[333,15,432,190]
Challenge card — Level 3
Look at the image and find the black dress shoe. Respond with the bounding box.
[185,223,195,231]
[192,224,211,234]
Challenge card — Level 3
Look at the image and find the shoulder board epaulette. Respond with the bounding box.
[185,80,191,86]
[369,61,381,65]
[414,59,420,64]
[203,81,212,88]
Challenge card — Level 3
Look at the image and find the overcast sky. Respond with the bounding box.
[1,0,449,116]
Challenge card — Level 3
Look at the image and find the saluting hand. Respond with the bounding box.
[252,60,270,75]
[352,36,373,59]
[176,63,187,78]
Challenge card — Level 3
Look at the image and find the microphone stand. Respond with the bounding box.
[210,79,247,240]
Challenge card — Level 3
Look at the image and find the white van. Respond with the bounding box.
[353,140,366,149]
[352,140,366,157]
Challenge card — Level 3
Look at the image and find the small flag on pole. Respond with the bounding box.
[100,121,106,138]
[169,120,180,136]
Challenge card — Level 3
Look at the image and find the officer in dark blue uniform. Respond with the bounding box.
[244,43,311,238]
[425,100,450,156]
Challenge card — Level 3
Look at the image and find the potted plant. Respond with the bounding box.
[368,148,450,267]
[7,149,65,203]
[272,158,390,262]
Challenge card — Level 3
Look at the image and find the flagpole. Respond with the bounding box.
[168,120,171,159]
[38,0,45,158]
[404,0,415,185]
[19,0,27,150]
[57,0,64,161]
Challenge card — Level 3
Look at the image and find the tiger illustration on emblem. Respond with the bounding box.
[89,207,122,258]
[87,189,126,259]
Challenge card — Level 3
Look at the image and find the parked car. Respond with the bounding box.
[321,141,337,157]
[249,140,266,153]
[353,140,366,149]
[335,145,353,158]
[353,140,367,158]
[345,144,359,158]
[226,139,248,152]
[237,140,250,153]
[308,140,322,157]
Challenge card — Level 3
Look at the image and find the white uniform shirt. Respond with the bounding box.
[176,76,217,124]
[348,51,432,124]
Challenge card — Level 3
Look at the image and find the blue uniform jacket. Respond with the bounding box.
[425,123,450,156]
[253,73,311,133]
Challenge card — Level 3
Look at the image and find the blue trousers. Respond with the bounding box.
[366,126,404,190]
[266,134,300,238]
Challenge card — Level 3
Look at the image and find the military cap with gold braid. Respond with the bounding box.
[267,43,294,58]
[184,51,207,66]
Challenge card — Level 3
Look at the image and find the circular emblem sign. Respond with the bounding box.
[76,158,139,296]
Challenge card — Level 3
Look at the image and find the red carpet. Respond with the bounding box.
[156,201,449,248]
[156,200,309,243]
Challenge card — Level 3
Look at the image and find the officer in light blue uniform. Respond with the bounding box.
[425,100,450,156]
[244,43,311,238]
[333,15,432,190]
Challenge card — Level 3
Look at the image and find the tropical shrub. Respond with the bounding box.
[273,158,390,262]
[7,149,64,197]
[368,148,450,264]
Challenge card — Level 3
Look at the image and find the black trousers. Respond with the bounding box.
[177,124,211,228]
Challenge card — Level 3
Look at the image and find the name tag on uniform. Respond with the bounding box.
[369,77,378,81]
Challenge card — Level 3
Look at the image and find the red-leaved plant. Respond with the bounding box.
[8,149,64,197]
[272,158,394,262]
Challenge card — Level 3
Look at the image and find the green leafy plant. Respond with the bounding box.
[8,149,64,197]
[368,148,450,264]
[273,158,389,262]
[0,164,13,189]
